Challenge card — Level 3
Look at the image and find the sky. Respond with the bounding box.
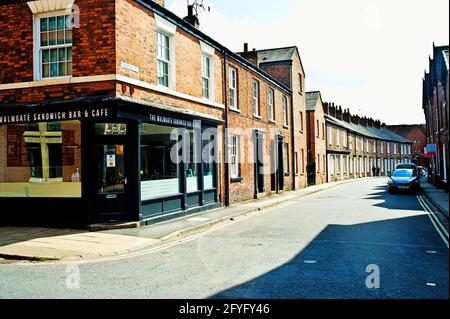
[166,0,449,125]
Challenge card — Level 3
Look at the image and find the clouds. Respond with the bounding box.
[167,0,449,124]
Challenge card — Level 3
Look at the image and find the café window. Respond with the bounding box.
[0,120,82,198]
[203,133,216,190]
[140,123,180,200]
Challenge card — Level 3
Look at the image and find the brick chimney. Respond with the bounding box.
[368,118,374,127]
[343,108,351,123]
[329,103,337,118]
[336,106,343,120]
[360,116,368,126]
[184,5,200,29]
[351,115,360,125]
[323,102,329,115]
[374,120,381,129]
[153,0,165,7]
[240,43,258,66]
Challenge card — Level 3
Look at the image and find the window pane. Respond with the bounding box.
[49,31,57,46]
[42,50,49,63]
[50,49,58,62]
[67,61,72,75]
[42,64,49,78]
[59,62,66,76]
[65,30,72,44]
[50,63,58,77]
[48,17,56,31]
[0,121,82,198]
[58,48,66,62]
[41,32,49,47]
[57,16,65,30]
[140,123,180,200]
[40,18,48,32]
[67,47,72,60]
[57,30,65,45]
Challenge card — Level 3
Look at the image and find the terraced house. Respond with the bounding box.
[423,43,449,190]
[323,103,413,182]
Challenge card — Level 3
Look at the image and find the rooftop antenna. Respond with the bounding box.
[188,0,211,16]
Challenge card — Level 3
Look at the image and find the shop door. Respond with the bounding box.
[94,124,129,222]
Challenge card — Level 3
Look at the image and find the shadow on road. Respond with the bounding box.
[208,214,448,299]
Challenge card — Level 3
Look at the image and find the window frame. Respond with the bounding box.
[201,54,212,99]
[268,88,275,122]
[230,134,240,179]
[33,10,73,81]
[156,31,172,88]
[229,66,238,110]
[282,95,288,127]
[252,80,260,117]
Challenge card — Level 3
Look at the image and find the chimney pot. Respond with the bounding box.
[244,43,248,52]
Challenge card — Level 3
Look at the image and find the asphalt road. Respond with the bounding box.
[0,178,448,299]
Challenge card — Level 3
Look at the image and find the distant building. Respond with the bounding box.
[323,103,413,182]
[386,125,427,167]
[422,43,449,190]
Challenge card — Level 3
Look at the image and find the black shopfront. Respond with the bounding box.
[0,97,221,228]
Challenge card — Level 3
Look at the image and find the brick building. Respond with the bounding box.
[387,124,427,167]
[238,46,308,190]
[305,92,326,185]
[422,43,449,190]
[323,103,413,182]
[0,0,302,227]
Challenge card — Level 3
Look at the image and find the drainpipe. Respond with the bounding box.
[222,50,230,206]
[290,66,296,190]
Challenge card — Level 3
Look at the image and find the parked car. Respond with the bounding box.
[388,169,421,194]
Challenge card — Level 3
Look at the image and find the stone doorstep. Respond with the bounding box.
[87,221,141,231]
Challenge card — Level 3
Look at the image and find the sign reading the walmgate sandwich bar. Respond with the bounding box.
[0,107,111,125]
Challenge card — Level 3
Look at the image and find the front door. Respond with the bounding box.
[94,123,129,222]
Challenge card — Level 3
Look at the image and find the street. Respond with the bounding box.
[0,178,448,299]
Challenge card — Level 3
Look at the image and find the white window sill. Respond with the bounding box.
[283,125,289,129]
[269,119,276,124]
[253,114,262,120]
[230,107,241,113]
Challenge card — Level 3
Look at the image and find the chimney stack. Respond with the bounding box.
[360,116,368,126]
[343,108,351,123]
[374,120,381,129]
[323,102,329,115]
[240,43,258,66]
[336,106,343,120]
[184,5,200,29]
[351,115,360,125]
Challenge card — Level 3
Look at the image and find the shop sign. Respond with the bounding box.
[0,108,111,125]
[147,114,194,128]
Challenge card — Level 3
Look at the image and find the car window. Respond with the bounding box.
[392,170,414,177]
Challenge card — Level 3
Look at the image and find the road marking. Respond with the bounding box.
[426,283,437,287]
[417,195,449,237]
[417,196,449,248]
[426,250,438,254]
[303,260,317,264]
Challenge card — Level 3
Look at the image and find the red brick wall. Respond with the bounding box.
[0,81,116,104]
[0,0,116,85]
[259,63,291,89]
[0,3,34,83]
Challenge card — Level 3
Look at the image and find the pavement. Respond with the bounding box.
[0,178,447,299]
[421,181,449,219]
[0,177,371,262]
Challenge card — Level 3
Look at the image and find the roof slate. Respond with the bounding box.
[306,92,321,111]
[325,115,411,143]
